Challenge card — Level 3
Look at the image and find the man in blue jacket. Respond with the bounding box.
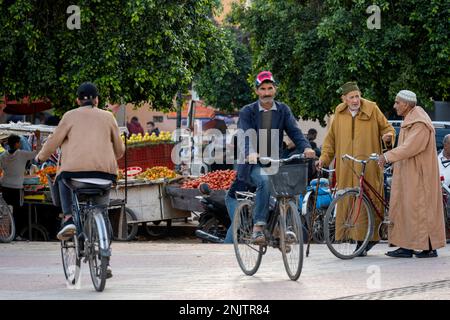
[235,71,315,244]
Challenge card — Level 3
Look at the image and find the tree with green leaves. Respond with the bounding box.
[194,26,253,112]
[231,0,449,123]
[0,0,233,114]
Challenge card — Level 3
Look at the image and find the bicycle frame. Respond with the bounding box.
[342,154,390,225]
[73,194,111,257]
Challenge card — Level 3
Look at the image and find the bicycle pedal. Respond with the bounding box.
[261,246,268,254]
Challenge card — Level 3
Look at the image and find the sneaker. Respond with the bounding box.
[251,230,266,245]
[106,265,113,279]
[57,217,76,241]
[273,239,291,254]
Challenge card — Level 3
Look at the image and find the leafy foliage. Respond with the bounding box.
[231,0,449,122]
[194,26,253,111]
[0,0,232,114]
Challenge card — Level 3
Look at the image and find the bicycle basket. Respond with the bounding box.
[267,163,308,197]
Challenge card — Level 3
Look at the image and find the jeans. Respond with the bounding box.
[250,165,270,227]
[58,179,110,217]
[224,191,238,244]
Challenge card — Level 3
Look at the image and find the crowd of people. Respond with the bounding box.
[225,71,446,258]
[0,72,447,262]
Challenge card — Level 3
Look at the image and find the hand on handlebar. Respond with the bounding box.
[248,152,259,164]
[316,159,323,170]
[303,148,316,159]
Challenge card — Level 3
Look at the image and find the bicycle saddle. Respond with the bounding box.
[65,178,112,196]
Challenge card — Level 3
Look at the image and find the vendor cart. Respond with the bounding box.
[111,178,192,237]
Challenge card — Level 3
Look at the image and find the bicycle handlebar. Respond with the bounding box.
[342,153,380,163]
[259,153,306,164]
[320,167,335,173]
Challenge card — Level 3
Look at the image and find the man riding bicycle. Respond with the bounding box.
[35,82,125,273]
[235,71,315,244]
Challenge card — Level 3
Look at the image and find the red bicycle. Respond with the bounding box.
[324,153,391,259]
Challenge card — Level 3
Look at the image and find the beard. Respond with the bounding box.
[260,96,274,105]
[348,104,360,111]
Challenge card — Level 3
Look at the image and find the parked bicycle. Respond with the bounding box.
[0,193,15,243]
[301,167,336,245]
[59,178,113,291]
[232,154,309,281]
[324,153,391,259]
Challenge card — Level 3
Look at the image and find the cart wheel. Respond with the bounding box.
[113,207,139,241]
[145,219,172,237]
[19,224,49,241]
[152,220,162,226]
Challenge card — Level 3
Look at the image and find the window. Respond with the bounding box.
[153,116,163,123]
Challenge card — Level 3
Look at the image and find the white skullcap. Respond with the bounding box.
[396,90,417,104]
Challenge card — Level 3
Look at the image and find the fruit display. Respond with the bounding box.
[121,131,173,147]
[36,166,57,185]
[117,166,177,182]
[181,169,236,190]
[136,166,177,180]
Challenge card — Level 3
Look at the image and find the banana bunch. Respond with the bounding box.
[121,131,173,146]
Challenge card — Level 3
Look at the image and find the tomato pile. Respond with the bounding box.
[181,169,236,190]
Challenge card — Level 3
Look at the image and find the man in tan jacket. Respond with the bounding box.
[36,82,125,242]
[378,90,446,258]
[318,82,395,256]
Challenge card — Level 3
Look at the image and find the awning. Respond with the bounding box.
[1,96,52,115]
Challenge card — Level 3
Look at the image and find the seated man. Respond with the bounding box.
[36,82,125,273]
[237,71,315,244]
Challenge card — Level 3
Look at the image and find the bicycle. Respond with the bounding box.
[232,154,308,281]
[59,178,113,291]
[323,153,391,259]
[0,194,15,243]
[301,167,336,246]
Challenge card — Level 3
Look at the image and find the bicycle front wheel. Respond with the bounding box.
[279,201,304,281]
[87,209,110,292]
[324,189,374,259]
[0,203,15,243]
[61,235,81,286]
[232,200,263,276]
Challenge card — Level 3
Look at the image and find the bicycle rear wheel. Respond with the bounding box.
[61,235,81,286]
[0,202,15,243]
[87,209,109,292]
[232,200,263,276]
[324,189,374,259]
[279,201,304,281]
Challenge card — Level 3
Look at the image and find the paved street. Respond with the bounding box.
[0,240,449,300]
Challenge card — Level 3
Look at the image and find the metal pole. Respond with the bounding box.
[175,91,182,172]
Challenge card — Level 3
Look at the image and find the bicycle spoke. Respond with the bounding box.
[0,204,15,243]
[325,190,373,259]
[280,201,304,281]
[233,200,263,276]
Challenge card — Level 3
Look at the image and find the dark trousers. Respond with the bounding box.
[58,179,110,217]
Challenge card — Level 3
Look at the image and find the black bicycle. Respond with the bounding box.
[59,178,113,291]
[233,154,308,281]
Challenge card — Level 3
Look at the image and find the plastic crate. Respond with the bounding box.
[267,163,308,197]
[118,144,175,170]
